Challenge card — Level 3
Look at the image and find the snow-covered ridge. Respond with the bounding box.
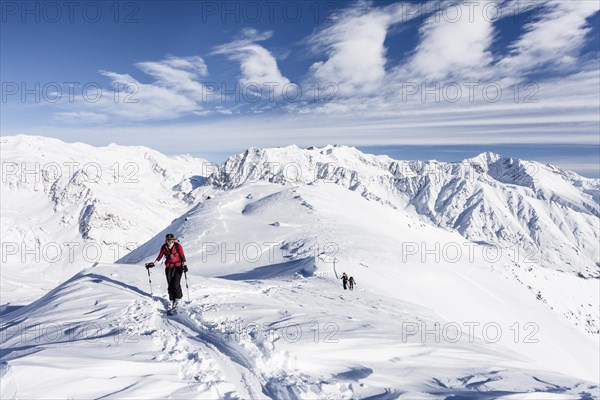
[3,135,598,283]
[1,135,212,302]
[209,144,600,277]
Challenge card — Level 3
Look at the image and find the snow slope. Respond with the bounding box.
[1,259,597,399]
[122,181,600,382]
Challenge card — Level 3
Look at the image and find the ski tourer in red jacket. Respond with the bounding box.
[152,233,187,309]
[155,233,187,268]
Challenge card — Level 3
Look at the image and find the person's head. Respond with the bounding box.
[165,233,177,244]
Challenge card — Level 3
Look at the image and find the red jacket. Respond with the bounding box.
[157,242,186,268]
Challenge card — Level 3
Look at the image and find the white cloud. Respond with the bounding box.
[307,2,417,96]
[398,0,496,81]
[498,0,600,76]
[54,56,209,123]
[211,29,291,97]
[308,8,389,96]
[96,70,201,120]
[135,56,208,100]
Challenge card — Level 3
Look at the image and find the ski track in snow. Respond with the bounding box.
[115,280,357,399]
[107,274,598,400]
[117,299,234,398]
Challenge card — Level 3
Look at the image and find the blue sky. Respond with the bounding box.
[1,0,599,176]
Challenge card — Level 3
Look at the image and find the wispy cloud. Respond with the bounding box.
[498,0,600,76]
[290,0,599,149]
[135,56,208,100]
[210,28,290,98]
[54,56,209,122]
[306,1,418,96]
[398,0,496,81]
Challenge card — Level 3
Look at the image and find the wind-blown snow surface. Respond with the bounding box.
[1,137,599,399]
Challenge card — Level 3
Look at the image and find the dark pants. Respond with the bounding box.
[342,280,348,290]
[165,267,183,301]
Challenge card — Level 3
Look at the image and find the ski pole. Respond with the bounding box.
[145,264,153,297]
[184,271,190,302]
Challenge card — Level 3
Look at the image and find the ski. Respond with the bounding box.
[166,303,179,316]
[166,308,177,316]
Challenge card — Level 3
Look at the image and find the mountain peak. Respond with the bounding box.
[466,151,503,165]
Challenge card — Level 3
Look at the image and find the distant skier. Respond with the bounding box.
[146,233,187,313]
[348,276,356,290]
[341,272,348,290]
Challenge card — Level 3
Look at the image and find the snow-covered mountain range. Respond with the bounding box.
[210,145,600,277]
[1,135,598,399]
